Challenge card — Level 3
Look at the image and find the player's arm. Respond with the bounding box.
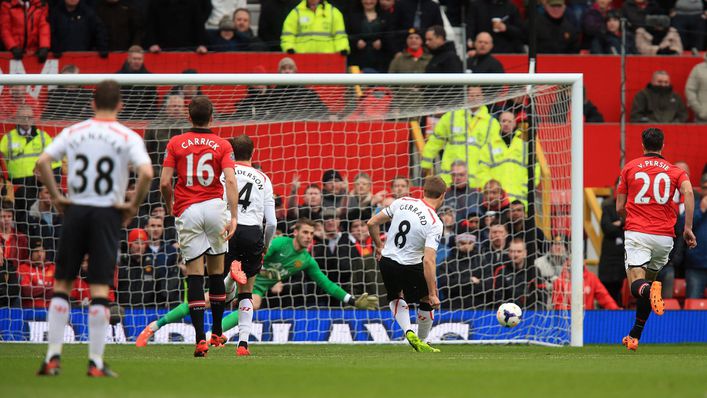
[616,171,628,219]
[263,181,277,251]
[160,166,176,216]
[304,258,378,309]
[680,179,697,248]
[366,211,392,260]
[423,247,440,309]
[222,167,238,240]
[36,131,69,212]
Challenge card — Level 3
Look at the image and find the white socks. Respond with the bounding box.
[238,297,254,345]
[417,310,434,341]
[389,299,411,332]
[88,300,110,369]
[45,295,70,362]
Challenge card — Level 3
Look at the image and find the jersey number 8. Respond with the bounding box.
[634,171,671,205]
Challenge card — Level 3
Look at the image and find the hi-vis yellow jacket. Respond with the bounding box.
[281,0,349,54]
[0,127,61,179]
[421,106,500,187]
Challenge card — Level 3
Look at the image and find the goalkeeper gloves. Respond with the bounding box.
[259,268,281,281]
[350,292,379,310]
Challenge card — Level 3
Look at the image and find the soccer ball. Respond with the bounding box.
[496,303,522,328]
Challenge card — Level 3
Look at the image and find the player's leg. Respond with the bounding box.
[646,234,674,316]
[407,268,439,353]
[136,302,191,347]
[622,232,655,350]
[206,254,227,347]
[234,228,266,356]
[235,277,257,356]
[379,258,411,334]
[202,201,230,347]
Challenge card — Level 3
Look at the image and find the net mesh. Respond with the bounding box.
[0,79,575,345]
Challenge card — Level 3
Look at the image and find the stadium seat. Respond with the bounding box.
[683,299,707,310]
[663,299,681,310]
[673,278,686,299]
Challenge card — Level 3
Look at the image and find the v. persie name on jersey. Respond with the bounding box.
[237,168,264,190]
[180,137,220,150]
[68,130,126,153]
[637,159,669,171]
[399,203,430,225]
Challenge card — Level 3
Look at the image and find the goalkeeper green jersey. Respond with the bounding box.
[253,236,348,301]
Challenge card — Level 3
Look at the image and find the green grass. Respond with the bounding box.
[2,343,707,398]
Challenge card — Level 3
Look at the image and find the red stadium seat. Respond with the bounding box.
[663,299,681,310]
[684,299,707,310]
[673,278,686,299]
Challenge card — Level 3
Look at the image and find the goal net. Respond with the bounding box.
[0,73,583,346]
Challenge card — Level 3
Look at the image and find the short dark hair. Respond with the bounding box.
[423,176,447,199]
[94,80,121,111]
[510,200,524,207]
[426,25,446,40]
[294,218,316,230]
[189,96,213,126]
[642,127,664,152]
[229,134,254,161]
[233,7,250,18]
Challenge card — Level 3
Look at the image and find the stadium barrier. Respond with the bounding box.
[2,308,705,344]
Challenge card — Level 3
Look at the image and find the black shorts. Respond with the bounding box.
[225,224,264,278]
[378,256,428,303]
[55,204,121,286]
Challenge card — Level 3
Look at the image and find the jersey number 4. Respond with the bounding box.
[72,154,114,195]
[634,172,671,204]
[238,182,253,211]
[185,153,215,187]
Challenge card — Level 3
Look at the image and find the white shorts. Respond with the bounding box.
[176,198,229,262]
[624,230,674,273]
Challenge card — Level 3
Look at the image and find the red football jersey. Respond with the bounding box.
[617,154,689,237]
[163,129,235,217]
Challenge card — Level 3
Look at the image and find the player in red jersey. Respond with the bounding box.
[159,97,238,357]
[616,128,697,351]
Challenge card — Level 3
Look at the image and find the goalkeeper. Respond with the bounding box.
[136,218,379,349]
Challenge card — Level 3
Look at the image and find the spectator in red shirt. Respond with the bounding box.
[552,265,620,310]
[0,203,29,268]
[18,238,56,308]
[0,0,50,62]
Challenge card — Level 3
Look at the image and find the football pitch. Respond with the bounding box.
[2,343,706,398]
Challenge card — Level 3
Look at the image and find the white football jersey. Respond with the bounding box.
[381,197,443,265]
[43,119,151,208]
[221,163,274,226]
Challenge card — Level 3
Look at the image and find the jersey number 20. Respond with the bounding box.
[634,172,671,204]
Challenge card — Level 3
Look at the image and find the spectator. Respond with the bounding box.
[50,0,109,57]
[684,174,707,298]
[598,181,626,305]
[0,105,61,225]
[168,69,206,107]
[492,239,542,309]
[552,265,620,310]
[590,10,638,55]
[18,238,55,308]
[444,161,483,222]
[321,169,348,211]
[484,221,510,264]
[347,219,383,297]
[229,8,267,51]
[146,0,208,53]
[439,232,493,309]
[388,28,431,73]
[116,45,158,120]
[466,32,504,74]
[347,172,378,221]
[347,0,390,73]
[288,182,325,223]
[0,85,40,121]
[27,186,62,261]
[0,0,50,63]
[424,25,463,73]
[630,70,688,123]
[436,206,456,264]
[144,216,180,306]
[42,64,93,121]
[390,176,410,199]
[144,94,187,175]
[464,0,523,54]
[635,14,683,55]
[584,88,605,122]
[581,0,613,49]
[259,0,298,51]
[507,200,546,262]
[95,0,144,51]
[621,0,663,30]
[394,0,443,51]
[685,53,707,123]
[147,204,177,244]
[672,0,705,51]
[204,0,246,30]
[534,234,569,300]
[117,228,158,306]
[313,209,351,304]
[0,241,20,307]
[421,86,500,186]
[0,204,28,270]
[479,111,539,206]
[458,208,486,245]
[479,179,511,223]
[281,0,349,54]
[534,0,580,54]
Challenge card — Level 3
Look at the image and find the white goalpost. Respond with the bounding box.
[0,73,583,347]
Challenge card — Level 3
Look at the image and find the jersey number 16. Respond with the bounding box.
[185,153,215,187]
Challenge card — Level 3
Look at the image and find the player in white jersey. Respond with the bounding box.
[367,176,446,353]
[220,134,276,355]
[35,80,153,377]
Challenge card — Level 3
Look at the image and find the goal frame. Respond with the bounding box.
[0,72,584,347]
